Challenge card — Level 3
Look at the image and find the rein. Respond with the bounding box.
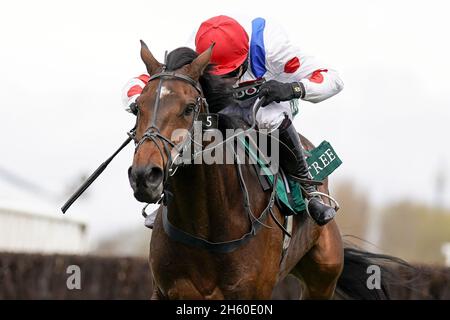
[61,63,282,254]
[131,68,279,253]
[156,94,280,253]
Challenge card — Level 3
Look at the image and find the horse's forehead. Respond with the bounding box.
[160,85,173,98]
[161,80,198,100]
[143,76,197,102]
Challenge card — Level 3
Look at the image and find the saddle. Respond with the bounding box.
[205,93,342,217]
[210,81,342,212]
[204,105,307,217]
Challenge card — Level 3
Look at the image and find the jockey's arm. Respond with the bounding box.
[262,21,344,104]
[122,74,150,113]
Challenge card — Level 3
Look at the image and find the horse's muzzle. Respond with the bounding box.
[128,165,164,203]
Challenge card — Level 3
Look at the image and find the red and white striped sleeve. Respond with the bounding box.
[121,74,150,112]
[264,21,344,103]
[298,64,344,104]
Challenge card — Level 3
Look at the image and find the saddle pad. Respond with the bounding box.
[238,137,306,214]
[238,138,343,215]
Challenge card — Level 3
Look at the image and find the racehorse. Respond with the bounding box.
[128,41,411,299]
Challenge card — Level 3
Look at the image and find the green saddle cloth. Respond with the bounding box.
[238,138,342,215]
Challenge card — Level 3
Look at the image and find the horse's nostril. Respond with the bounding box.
[129,166,163,189]
[147,167,163,186]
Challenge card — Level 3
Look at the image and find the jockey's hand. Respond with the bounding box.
[258,80,304,107]
[128,101,138,115]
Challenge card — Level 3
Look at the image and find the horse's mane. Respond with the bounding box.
[165,47,235,113]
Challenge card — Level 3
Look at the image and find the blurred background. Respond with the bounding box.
[0,0,449,299]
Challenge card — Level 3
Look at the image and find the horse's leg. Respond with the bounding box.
[151,287,164,300]
[149,274,166,300]
[291,220,344,299]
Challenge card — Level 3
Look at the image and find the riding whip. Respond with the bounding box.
[61,132,134,213]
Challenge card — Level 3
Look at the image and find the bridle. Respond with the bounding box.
[62,59,287,254]
[132,67,209,195]
[60,64,209,214]
[132,69,292,253]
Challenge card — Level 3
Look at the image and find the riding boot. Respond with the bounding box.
[277,117,336,226]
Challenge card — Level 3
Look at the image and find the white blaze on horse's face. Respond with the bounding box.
[160,86,172,98]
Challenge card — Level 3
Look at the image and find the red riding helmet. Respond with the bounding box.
[195,15,249,76]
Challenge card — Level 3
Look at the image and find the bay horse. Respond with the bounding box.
[128,41,408,299]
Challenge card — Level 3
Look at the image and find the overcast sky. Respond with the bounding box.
[1,0,449,243]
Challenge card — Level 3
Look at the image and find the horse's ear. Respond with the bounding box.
[140,40,162,75]
[188,43,215,80]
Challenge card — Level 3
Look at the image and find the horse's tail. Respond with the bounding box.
[335,246,417,300]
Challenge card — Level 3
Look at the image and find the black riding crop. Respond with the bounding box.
[61,132,134,214]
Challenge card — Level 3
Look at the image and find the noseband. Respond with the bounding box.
[61,67,208,213]
[133,69,208,197]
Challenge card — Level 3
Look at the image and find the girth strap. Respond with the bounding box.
[161,204,270,254]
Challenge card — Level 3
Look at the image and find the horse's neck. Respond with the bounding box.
[167,162,250,240]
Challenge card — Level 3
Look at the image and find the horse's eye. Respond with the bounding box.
[183,104,196,116]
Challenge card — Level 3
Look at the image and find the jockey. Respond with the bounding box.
[123,15,344,227]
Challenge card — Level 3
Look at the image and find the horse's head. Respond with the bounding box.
[128,41,213,203]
